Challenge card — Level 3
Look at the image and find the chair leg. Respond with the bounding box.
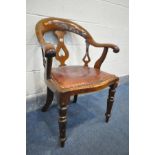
[105,82,118,123]
[41,87,54,112]
[72,94,78,103]
[58,94,70,147]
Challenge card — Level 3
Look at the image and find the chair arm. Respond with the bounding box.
[88,39,120,53]
[40,43,56,79]
[89,40,120,69]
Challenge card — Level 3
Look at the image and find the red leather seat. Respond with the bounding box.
[50,66,118,92]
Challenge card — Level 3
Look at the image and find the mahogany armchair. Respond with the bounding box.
[35,17,119,147]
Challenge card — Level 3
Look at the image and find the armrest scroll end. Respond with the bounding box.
[113,46,120,53]
[42,43,56,58]
[45,49,56,58]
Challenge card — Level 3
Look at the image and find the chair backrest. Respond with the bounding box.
[35,17,93,66]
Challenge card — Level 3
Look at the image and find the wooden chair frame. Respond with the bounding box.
[35,17,120,147]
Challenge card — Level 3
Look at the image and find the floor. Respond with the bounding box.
[27,82,129,155]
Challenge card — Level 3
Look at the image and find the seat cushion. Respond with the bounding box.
[50,66,118,91]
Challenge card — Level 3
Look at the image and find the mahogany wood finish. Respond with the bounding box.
[72,95,78,103]
[42,87,54,112]
[94,47,108,69]
[105,82,118,122]
[35,17,120,147]
[83,42,91,66]
[57,93,70,147]
[54,31,69,66]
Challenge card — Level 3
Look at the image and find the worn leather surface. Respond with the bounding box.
[51,66,117,90]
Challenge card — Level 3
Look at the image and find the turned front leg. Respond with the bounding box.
[105,82,118,122]
[58,94,70,147]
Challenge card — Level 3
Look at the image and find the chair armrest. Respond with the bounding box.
[88,40,120,53]
[88,40,120,70]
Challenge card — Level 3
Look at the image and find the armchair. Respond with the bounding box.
[35,17,119,147]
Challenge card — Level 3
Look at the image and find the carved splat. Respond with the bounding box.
[83,42,91,66]
[54,31,69,66]
[94,47,108,69]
